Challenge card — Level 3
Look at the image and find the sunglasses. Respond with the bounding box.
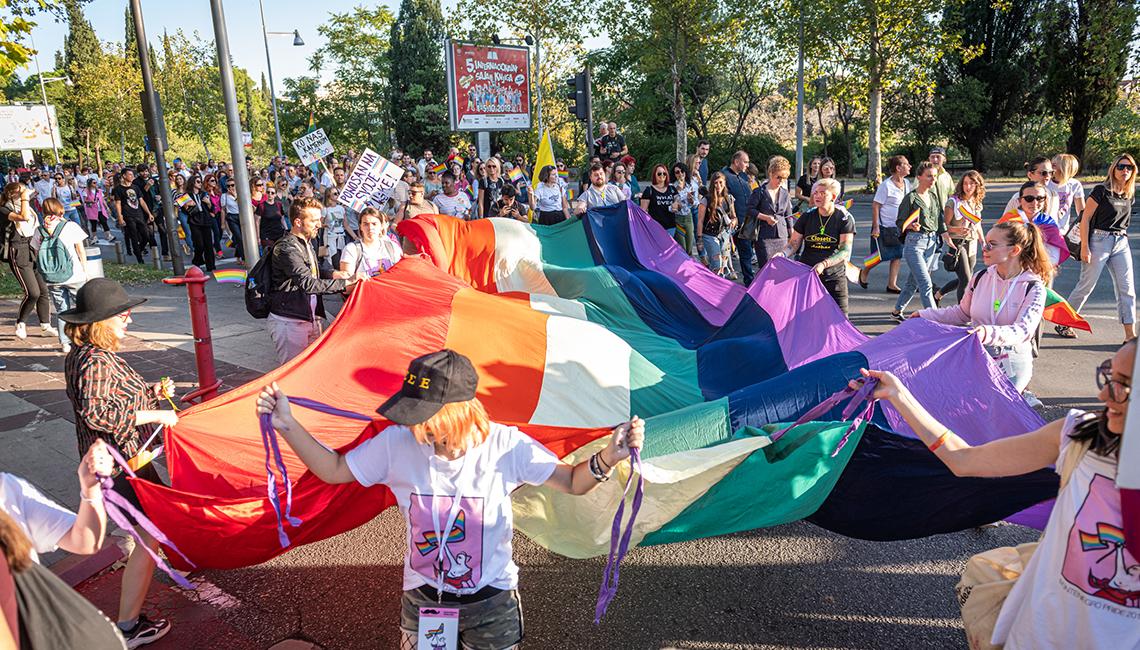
[1097,359,1131,402]
[1020,195,1046,203]
[655,171,667,177]
[1117,163,1135,172]
[982,241,1010,251]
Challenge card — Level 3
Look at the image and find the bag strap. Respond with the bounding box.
[1058,435,1092,490]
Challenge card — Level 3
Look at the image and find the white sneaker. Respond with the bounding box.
[15,322,26,339]
[41,323,59,337]
[1022,390,1043,409]
[61,341,72,354]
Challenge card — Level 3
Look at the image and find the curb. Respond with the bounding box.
[51,540,126,588]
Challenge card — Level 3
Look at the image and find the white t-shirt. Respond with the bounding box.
[0,473,76,564]
[433,192,472,219]
[992,410,1140,649]
[533,182,564,212]
[1048,178,1085,233]
[34,220,88,289]
[346,422,559,593]
[872,176,912,225]
[34,178,54,202]
[339,237,402,276]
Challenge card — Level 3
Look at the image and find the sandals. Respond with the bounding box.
[1055,325,1077,339]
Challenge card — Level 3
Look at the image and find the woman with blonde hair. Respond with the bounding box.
[321,187,347,264]
[744,156,793,272]
[1057,153,1138,341]
[1049,152,1086,233]
[257,349,644,650]
[933,170,986,304]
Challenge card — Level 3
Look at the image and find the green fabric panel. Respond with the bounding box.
[637,398,732,461]
[641,421,865,546]
[544,265,704,416]
[531,218,595,269]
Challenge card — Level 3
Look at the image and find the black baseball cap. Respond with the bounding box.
[377,350,479,425]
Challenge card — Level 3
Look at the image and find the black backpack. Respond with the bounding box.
[244,245,274,319]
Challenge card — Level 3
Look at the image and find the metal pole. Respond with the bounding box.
[210,0,260,265]
[259,0,284,159]
[533,28,543,138]
[795,3,805,184]
[30,36,60,166]
[130,0,185,275]
[583,67,594,159]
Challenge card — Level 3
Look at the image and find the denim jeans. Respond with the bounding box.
[735,237,756,285]
[895,232,938,312]
[226,214,244,261]
[48,284,76,347]
[701,233,724,272]
[986,344,1034,392]
[1068,230,1136,325]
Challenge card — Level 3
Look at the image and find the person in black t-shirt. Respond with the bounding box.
[1062,153,1138,341]
[777,177,856,313]
[598,122,628,163]
[795,156,821,207]
[639,164,679,231]
[111,169,155,264]
[256,186,288,249]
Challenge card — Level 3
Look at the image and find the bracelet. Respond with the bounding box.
[596,450,612,471]
[588,453,610,482]
[80,491,103,504]
[928,430,951,452]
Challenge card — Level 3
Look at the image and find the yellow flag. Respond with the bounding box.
[533,129,556,191]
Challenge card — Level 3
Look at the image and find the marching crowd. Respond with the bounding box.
[1,124,1137,649]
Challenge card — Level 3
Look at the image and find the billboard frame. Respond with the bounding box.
[444,39,532,133]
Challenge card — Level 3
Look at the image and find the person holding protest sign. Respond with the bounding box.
[255,349,645,650]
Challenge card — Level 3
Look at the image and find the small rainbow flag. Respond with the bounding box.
[864,248,882,270]
[415,510,466,555]
[175,193,193,208]
[957,202,982,224]
[425,624,445,637]
[127,445,164,471]
[1079,522,1125,551]
[464,186,476,202]
[790,211,803,221]
[213,268,248,284]
[838,199,854,211]
[430,162,446,174]
[558,169,569,180]
[450,155,465,167]
[507,167,524,182]
[900,208,921,232]
[69,199,82,209]
[1043,287,1091,332]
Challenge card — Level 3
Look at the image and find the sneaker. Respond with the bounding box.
[15,322,26,340]
[61,341,71,354]
[106,233,117,242]
[1054,324,1077,339]
[890,311,905,323]
[121,615,171,648]
[1022,390,1043,410]
[41,323,59,337]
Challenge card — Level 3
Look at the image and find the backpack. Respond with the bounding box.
[244,245,274,319]
[37,223,74,284]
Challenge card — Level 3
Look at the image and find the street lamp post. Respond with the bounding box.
[258,0,304,160]
[795,3,805,185]
[29,35,62,166]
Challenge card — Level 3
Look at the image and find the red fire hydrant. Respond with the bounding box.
[163,266,222,405]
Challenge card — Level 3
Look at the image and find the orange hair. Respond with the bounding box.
[410,398,490,454]
[64,318,121,351]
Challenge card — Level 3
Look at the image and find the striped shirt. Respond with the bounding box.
[64,344,158,459]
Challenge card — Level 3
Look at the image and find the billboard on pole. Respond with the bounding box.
[0,105,61,151]
[445,40,531,132]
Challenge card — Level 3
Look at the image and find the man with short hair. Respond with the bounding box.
[172,158,191,181]
[417,149,436,179]
[111,168,156,264]
[432,171,472,218]
[598,122,628,164]
[928,147,954,212]
[695,139,711,185]
[267,197,366,364]
[573,164,624,215]
[723,150,755,284]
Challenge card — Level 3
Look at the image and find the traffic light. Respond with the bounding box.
[565,70,591,123]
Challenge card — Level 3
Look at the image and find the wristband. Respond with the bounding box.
[80,491,103,504]
[928,430,951,452]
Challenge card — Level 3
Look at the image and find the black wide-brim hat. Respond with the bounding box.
[378,349,479,425]
[58,278,147,324]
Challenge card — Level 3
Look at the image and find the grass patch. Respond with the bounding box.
[0,262,171,299]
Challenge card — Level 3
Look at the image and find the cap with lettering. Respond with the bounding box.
[376,349,479,425]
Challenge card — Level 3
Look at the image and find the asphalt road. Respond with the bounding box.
[196,181,1133,649]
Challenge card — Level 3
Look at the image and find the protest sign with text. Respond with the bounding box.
[338,148,403,213]
[292,128,335,166]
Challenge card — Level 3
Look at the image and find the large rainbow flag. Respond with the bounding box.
[133,202,1057,569]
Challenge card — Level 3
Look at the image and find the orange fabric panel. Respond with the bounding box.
[396,214,498,290]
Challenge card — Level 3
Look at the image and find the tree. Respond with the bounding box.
[63,0,102,164]
[1044,0,1138,160]
[123,5,138,66]
[0,0,64,85]
[934,0,1044,170]
[69,42,146,163]
[388,0,448,153]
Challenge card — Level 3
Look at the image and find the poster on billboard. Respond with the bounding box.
[0,105,61,151]
[445,40,531,132]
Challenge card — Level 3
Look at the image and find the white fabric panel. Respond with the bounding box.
[530,314,630,428]
[489,218,555,295]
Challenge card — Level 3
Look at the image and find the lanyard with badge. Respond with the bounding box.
[417,442,481,650]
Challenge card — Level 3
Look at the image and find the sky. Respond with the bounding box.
[18,0,403,86]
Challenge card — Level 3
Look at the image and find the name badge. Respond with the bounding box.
[417,607,459,650]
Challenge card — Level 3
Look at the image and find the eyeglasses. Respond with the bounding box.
[655,172,667,177]
[1036,169,1053,176]
[1117,163,1135,172]
[1020,195,1046,203]
[981,241,1010,251]
[1097,359,1131,402]
[116,310,132,321]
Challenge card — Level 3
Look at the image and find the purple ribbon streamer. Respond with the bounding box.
[768,377,879,457]
[100,445,195,590]
[260,396,374,548]
[594,448,644,623]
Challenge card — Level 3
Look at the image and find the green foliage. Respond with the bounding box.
[0,0,59,86]
[388,0,448,154]
[987,112,1068,174]
[1043,0,1138,159]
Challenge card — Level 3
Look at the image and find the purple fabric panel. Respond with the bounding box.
[858,318,1046,444]
[625,201,746,327]
[747,257,869,368]
[1004,499,1052,530]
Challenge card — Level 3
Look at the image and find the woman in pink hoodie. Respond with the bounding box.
[914,220,1052,398]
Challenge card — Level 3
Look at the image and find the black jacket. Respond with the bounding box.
[268,232,346,321]
[746,183,793,241]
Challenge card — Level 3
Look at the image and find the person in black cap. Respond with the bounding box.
[58,277,176,647]
[257,348,644,650]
